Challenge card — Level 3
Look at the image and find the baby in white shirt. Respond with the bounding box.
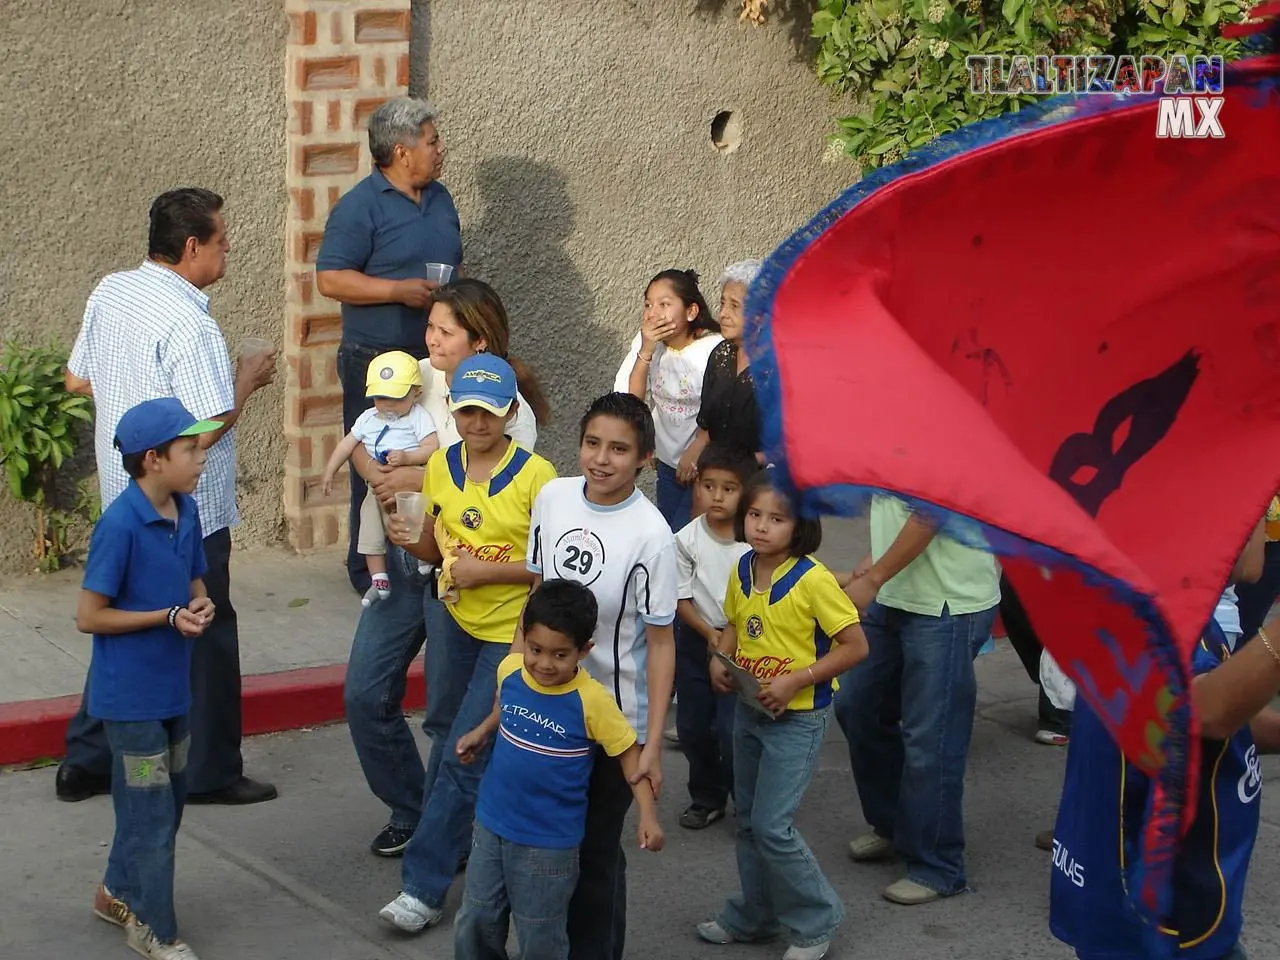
[322,351,440,606]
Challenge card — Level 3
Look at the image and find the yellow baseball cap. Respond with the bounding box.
[365,351,423,399]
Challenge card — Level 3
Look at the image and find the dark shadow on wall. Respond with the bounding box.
[465,158,603,473]
[690,0,820,63]
[408,0,431,96]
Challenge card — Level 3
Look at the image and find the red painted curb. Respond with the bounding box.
[0,661,425,767]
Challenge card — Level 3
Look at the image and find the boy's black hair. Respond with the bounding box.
[578,392,657,459]
[120,438,178,480]
[522,578,599,650]
[735,470,823,557]
[697,443,759,485]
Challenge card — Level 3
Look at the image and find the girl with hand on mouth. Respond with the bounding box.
[615,269,722,531]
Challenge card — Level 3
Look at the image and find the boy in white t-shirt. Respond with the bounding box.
[526,391,678,960]
[322,351,439,607]
[674,444,757,829]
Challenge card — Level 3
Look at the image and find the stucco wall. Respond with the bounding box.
[410,0,854,470]
[0,1,287,573]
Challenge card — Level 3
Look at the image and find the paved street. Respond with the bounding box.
[4,519,1280,959]
[6,643,1280,960]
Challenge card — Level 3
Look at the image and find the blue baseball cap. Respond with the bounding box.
[114,398,222,456]
[449,354,517,416]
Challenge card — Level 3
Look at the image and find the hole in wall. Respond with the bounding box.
[710,110,742,154]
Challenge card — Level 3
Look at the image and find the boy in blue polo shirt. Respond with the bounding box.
[77,398,222,960]
[452,578,664,960]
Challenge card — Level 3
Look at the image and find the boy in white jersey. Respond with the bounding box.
[527,392,678,960]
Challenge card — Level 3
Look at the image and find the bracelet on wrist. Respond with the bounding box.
[167,606,183,629]
[1258,627,1280,667]
[637,353,653,364]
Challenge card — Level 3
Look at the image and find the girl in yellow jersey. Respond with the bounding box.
[380,353,557,936]
[698,471,869,960]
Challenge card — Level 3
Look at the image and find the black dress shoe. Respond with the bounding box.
[56,763,112,802]
[186,776,278,805]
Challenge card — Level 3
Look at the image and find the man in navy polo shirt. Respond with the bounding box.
[317,96,463,593]
[76,398,221,960]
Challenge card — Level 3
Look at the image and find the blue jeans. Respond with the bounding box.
[655,461,693,532]
[718,703,841,947]
[454,822,579,960]
[344,547,433,830]
[103,716,190,943]
[675,621,735,810]
[402,612,510,906]
[835,600,996,895]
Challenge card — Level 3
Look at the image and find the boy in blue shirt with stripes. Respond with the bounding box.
[1051,517,1280,960]
[452,578,665,960]
[77,398,222,960]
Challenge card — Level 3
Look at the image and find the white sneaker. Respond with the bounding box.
[379,892,442,933]
[127,921,200,960]
[696,920,734,944]
[782,943,830,960]
[1034,729,1069,746]
[847,831,894,861]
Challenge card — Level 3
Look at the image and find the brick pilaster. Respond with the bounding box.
[283,0,411,551]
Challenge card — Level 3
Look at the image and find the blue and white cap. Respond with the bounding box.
[449,354,517,416]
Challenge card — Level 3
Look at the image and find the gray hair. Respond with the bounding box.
[368,97,438,167]
[720,258,763,289]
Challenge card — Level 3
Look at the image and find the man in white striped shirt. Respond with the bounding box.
[58,188,278,807]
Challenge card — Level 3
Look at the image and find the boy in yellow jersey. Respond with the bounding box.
[379,353,556,935]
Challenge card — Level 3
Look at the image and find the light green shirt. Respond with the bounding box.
[870,496,1001,617]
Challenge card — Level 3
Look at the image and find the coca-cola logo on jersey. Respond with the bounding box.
[736,654,796,680]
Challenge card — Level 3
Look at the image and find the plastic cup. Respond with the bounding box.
[424,263,454,285]
[239,337,275,360]
[395,491,427,541]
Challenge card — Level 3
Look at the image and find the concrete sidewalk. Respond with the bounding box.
[0,545,360,703]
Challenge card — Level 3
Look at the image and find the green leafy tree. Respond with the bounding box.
[811,0,1248,172]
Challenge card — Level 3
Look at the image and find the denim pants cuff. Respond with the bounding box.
[402,885,445,910]
[907,872,969,896]
[715,913,781,942]
[791,930,839,949]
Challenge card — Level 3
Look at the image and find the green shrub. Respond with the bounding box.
[0,343,97,571]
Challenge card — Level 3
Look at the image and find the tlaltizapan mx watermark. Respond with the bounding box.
[966,54,1225,139]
